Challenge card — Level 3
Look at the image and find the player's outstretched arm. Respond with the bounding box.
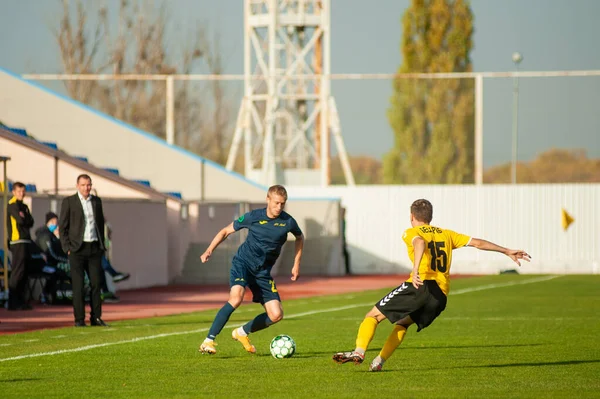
[469,238,531,266]
[411,237,426,289]
[291,233,304,281]
[200,222,236,263]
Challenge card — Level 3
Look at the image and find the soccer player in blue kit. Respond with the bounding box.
[199,185,304,355]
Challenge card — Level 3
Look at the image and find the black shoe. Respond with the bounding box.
[90,318,109,327]
[74,321,87,327]
[112,273,130,283]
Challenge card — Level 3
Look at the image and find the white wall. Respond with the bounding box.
[0,196,170,289]
[288,185,600,275]
[0,68,266,201]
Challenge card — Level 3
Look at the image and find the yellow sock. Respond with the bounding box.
[355,316,378,352]
[379,325,407,361]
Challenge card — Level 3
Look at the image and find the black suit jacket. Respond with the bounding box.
[59,193,106,254]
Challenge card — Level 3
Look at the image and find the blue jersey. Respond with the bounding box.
[233,208,302,271]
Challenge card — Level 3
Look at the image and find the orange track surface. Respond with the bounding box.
[0,274,473,335]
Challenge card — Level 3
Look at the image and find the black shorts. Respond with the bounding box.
[375,280,447,332]
[230,258,280,305]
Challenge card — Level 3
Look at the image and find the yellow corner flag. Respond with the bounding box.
[561,208,574,231]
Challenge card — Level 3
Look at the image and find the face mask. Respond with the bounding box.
[48,224,58,233]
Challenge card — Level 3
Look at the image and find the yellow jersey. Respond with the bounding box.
[403,225,471,295]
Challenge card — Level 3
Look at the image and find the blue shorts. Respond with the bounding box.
[230,258,281,305]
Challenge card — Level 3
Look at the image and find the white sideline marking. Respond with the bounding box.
[443,316,591,321]
[0,343,13,347]
[0,275,560,363]
[450,275,559,295]
[0,328,211,363]
[51,335,67,339]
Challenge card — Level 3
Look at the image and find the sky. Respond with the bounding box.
[1,0,599,168]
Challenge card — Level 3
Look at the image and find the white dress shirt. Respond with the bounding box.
[78,192,98,242]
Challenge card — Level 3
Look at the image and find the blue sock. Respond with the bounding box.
[207,303,236,340]
[242,312,274,334]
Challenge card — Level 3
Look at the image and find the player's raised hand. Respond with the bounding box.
[200,250,212,263]
[506,249,531,266]
[291,264,300,281]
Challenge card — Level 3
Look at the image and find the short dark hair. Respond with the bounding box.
[45,212,58,224]
[12,181,25,190]
[410,199,433,224]
[77,174,92,183]
[267,185,288,200]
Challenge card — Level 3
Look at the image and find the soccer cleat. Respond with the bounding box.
[232,329,256,354]
[368,359,383,372]
[199,340,217,355]
[332,351,365,365]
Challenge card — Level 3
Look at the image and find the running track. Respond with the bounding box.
[0,275,474,335]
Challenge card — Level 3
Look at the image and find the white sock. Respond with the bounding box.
[354,348,365,355]
[373,355,385,365]
[203,338,214,343]
[236,326,248,337]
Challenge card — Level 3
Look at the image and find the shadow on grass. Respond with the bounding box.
[270,343,547,359]
[0,377,43,383]
[452,359,600,369]
[403,343,547,350]
[284,348,383,359]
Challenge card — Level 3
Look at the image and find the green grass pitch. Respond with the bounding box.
[1,275,599,398]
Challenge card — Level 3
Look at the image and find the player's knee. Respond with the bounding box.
[268,308,284,323]
[365,306,384,322]
[229,300,242,308]
[228,296,243,308]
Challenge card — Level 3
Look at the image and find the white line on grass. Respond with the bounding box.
[449,275,559,295]
[0,275,560,363]
[323,315,592,322]
[0,328,211,363]
[443,316,594,321]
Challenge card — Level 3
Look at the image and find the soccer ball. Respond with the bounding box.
[269,334,296,359]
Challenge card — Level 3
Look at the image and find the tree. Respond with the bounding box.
[384,0,475,184]
[53,0,235,164]
[483,148,600,183]
[330,155,383,185]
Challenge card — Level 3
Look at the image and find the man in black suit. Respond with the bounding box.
[59,174,108,327]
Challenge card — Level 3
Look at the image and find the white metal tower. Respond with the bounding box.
[226,0,355,186]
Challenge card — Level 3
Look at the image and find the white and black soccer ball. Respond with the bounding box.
[270,334,296,359]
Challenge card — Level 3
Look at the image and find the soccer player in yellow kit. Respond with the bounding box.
[333,199,531,371]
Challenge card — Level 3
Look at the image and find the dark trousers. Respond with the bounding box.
[69,241,103,322]
[8,243,30,308]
